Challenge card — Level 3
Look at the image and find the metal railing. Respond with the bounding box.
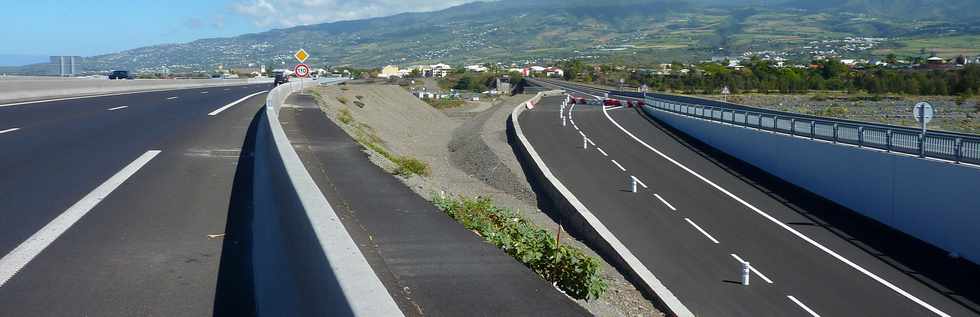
[638,96,980,165]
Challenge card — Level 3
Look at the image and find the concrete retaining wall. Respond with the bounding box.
[643,106,980,264]
[508,98,693,317]
[0,78,272,104]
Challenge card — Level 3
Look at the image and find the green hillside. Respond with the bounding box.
[5,0,979,74]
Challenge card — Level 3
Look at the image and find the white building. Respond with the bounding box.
[465,64,488,72]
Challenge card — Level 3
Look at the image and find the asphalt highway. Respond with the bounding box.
[518,88,978,316]
[0,84,270,316]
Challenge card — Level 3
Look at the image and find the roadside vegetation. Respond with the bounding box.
[423,98,466,109]
[433,195,607,301]
[559,58,980,97]
[311,91,431,177]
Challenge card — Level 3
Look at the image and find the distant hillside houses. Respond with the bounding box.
[505,66,564,77]
[378,63,453,78]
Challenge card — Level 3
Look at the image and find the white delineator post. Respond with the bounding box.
[741,261,751,286]
[630,176,638,193]
[583,136,588,149]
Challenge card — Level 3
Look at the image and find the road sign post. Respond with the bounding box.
[914,102,934,158]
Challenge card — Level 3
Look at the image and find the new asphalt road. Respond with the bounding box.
[0,84,269,316]
[518,82,978,316]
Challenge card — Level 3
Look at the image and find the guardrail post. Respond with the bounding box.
[858,126,864,147]
[790,118,796,136]
[955,138,962,164]
[833,123,838,143]
[810,121,816,139]
[886,130,892,152]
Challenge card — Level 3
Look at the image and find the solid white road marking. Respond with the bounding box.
[597,147,609,156]
[223,88,231,91]
[634,177,648,189]
[787,295,821,317]
[587,139,596,146]
[201,91,209,94]
[654,193,677,211]
[208,91,266,116]
[0,150,161,288]
[602,103,950,317]
[106,106,128,111]
[684,218,720,244]
[731,254,774,284]
[611,159,626,172]
[0,128,20,134]
[605,106,624,111]
[166,96,178,100]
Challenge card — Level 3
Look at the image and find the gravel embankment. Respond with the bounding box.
[309,83,661,317]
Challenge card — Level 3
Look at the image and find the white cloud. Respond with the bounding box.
[230,0,482,28]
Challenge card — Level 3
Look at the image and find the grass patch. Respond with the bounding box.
[336,96,350,104]
[338,108,353,124]
[433,196,607,301]
[424,98,466,109]
[393,156,430,177]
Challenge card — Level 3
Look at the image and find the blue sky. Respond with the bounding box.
[0,0,479,60]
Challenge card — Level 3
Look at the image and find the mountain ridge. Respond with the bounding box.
[5,0,979,74]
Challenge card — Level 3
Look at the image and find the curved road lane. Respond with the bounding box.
[518,95,976,316]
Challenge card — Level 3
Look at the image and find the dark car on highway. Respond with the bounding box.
[108,70,133,80]
[273,71,289,86]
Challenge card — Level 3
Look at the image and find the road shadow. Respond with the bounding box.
[212,109,261,317]
[633,106,980,313]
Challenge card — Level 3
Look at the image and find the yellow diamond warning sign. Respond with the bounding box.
[294,49,309,63]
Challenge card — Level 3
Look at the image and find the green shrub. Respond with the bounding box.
[338,108,353,124]
[432,196,607,300]
[354,100,366,108]
[355,95,365,100]
[425,98,466,109]
[393,156,431,177]
[336,96,349,104]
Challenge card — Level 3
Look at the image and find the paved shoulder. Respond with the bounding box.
[278,94,589,316]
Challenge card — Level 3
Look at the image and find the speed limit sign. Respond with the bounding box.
[294,63,311,78]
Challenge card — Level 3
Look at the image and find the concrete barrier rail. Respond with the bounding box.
[0,78,273,105]
[250,78,403,316]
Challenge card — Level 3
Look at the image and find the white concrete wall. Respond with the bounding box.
[644,106,980,264]
[0,78,271,103]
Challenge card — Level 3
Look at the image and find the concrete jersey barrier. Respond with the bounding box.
[0,78,273,105]
[251,78,403,316]
[508,96,695,317]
